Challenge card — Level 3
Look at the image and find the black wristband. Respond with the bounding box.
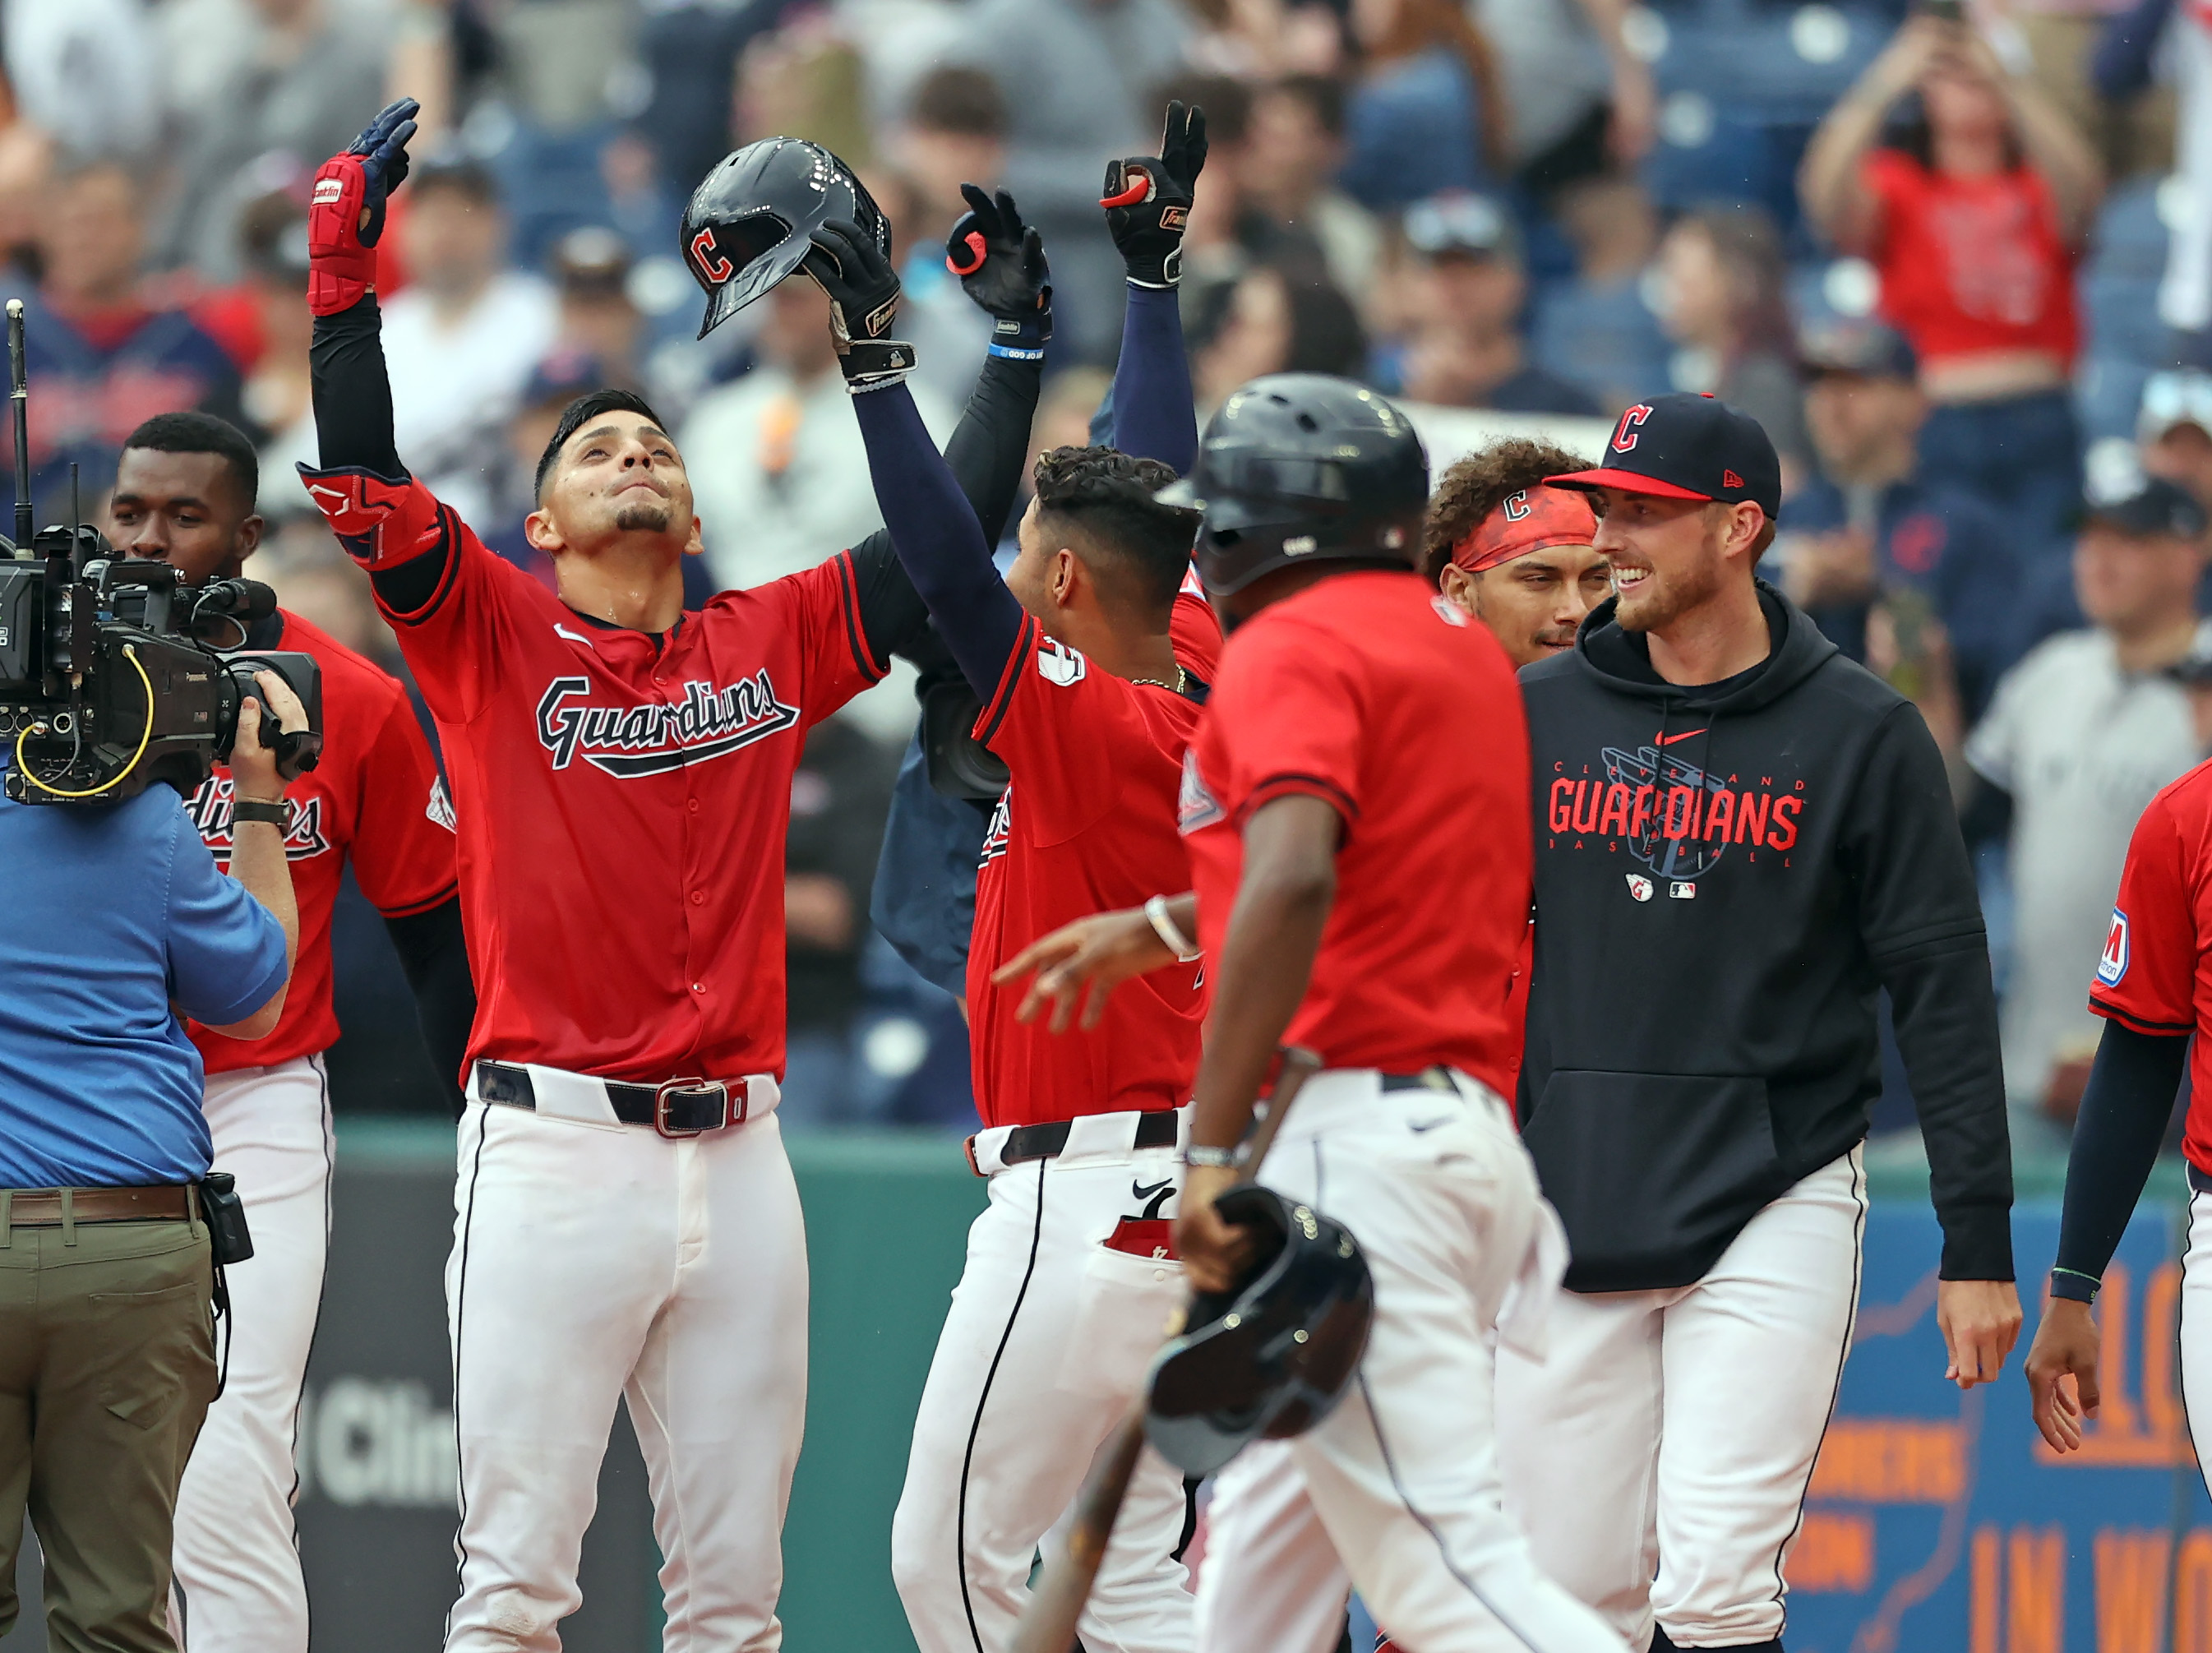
[231,797,288,825]
[2048,1267,2101,1304]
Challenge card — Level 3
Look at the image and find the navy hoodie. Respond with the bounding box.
[1517,583,2013,1292]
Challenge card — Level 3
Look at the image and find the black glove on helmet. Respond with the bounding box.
[1160,374,1430,596]
[681,136,889,339]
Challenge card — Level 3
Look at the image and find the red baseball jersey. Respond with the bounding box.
[1180,570,1531,1090]
[963,598,1223,1130]
[186,609,457,1074]
[2088,758,2212,1175]
[302,469,882,1083]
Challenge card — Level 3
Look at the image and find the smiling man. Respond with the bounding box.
[1494,391,2020,1653]
[108,412,470,1653]
[1424,436,1612,668]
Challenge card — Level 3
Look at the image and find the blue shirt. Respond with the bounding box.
[0,780,288,1188]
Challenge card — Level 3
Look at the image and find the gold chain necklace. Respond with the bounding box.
[1129,666,1193,695]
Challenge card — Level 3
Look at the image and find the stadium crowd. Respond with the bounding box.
[5,0,2210,1147]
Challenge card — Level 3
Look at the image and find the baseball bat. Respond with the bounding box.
[1008,1046,1325,1653]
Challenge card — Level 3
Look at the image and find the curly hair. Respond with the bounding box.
[1032,446,1201,614]
[1421,436,1593,584]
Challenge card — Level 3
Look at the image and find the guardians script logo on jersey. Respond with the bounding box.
[2098,907,2131,987]
[186,775,333,862]
[534,672,801,778]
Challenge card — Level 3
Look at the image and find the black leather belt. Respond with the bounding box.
[474,1060,740,1138]
[1380,1068,1459,1094]
[1000,1109,1181,1167]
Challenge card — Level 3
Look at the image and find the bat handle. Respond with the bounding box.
[1007,1415,1148,1653]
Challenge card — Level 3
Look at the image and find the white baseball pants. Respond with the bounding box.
[892,1109,1194,1653]
[2177,1189,2212,1494]
[171,1054,332,1653]
[1203,1069,1627,1653]
[1494,1149,1867,1650]
[445,1091,807,1653]
[1192,1440,1346,1653]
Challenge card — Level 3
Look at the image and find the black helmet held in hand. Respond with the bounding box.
[1143,1184,1374,1478]
[1160,374,1429,596]
[681,137,889,339]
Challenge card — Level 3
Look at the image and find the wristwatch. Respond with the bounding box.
[232,797,288,826]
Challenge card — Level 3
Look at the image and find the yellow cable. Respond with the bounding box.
[12,642,156,799]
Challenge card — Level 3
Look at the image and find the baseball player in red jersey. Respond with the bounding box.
[104,411,470,1653]
[839,112,1221,1653]
[2027,755,2212,1460]
[296,104,1046,1650]
[1001,374,1625,1653]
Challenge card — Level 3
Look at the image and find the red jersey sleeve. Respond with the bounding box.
[1208,619,1365,830]
[753,552,888,727]
[2090,792,2199,1036]
[973,615,1170,846]
[298,466,530,724]
[348,688,459,918]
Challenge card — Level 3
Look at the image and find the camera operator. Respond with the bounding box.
[0,669,307,1653]
[105,411,472,1653]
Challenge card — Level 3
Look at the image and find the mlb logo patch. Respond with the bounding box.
[1035,639,1088,687]
[1669,881,1697,900]
[2097,908,2130,987]
[1626,875,1654,903]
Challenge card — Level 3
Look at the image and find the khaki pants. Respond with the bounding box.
[0,1202,218,1653]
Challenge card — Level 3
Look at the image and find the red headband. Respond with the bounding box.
[1451,487,1600,575]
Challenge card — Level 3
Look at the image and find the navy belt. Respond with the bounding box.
[473,1060,739,1137]
[1380,1068,1459,1094]
[1000,1109,1181,1167]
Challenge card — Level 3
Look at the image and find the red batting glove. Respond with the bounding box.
[307,153,375,316]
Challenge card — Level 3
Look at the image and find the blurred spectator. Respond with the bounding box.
[0,122,53,278]
[1531,172,1670,413]
[634,0,784,204]
[1802,12,2104,553]
[1337,0,1508,211]
[2019,0,2178,182]
[1652,206,1812,491]
[2097,0,2212,361]
[157,0,390,281]
[550,227,647,396]
[782,717,902,1128]
[1471,0,1656,195]
[680,276,955,593]
[737,19,875,167]
[4,0,159,160]
[236,191,316,497]
[892,67,1006,411]
[2142,367,2212,510]
[1382,193,1600,415]
[946,0,1190,360]
[1193,263,1366,412]
[3,160,242,523]
[1784,318,2019,729]
[1185,0,1350,78]
[380,157,557,508]
[1965,475,2210,1128]
[1245,76,1383,301]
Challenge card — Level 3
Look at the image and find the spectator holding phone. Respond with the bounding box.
[1801,8,2104,556]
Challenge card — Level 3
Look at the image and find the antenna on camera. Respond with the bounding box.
[7,298,30,552]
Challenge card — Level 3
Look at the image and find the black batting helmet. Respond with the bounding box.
[1143,1185,1374,1478]
[1159,374,1429,596]
[681,137,889,339]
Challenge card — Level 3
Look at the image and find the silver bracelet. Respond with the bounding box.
[1181,1144,1240,1169]
[1144,894,1201,963]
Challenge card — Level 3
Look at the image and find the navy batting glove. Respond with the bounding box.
[944,183,1051,358]
[1101,100,1207,290]
[802,219,916,392]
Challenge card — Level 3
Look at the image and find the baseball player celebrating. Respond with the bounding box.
[104,410,471,1653]
[2025,760,2212,1461]
[1498,393,2020,1652]
[831,116,1224,1653]
[296,103,1046,1650]
[1003,373,1628,1653]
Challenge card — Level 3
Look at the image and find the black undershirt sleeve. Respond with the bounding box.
[309,296,450,616]
[844,352,1043,669]
[381,894,475,1117]
[2050,1019,2191,1300]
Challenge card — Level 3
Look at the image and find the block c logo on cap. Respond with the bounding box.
[1612,405,1653,454]
[2097,907,2130,987]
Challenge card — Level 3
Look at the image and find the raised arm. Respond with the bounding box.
[1800,20,1941,252]
[1101,103,1205,473]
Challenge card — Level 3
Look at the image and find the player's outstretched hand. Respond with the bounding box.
[1101,100,1206,290]
[1936,1277,2024,1392]
[308,97,418,315]
[992,905,1176,1033]
[801,219,915,392]
[944,184,1051,355]
[2025,1296,2102,1452]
